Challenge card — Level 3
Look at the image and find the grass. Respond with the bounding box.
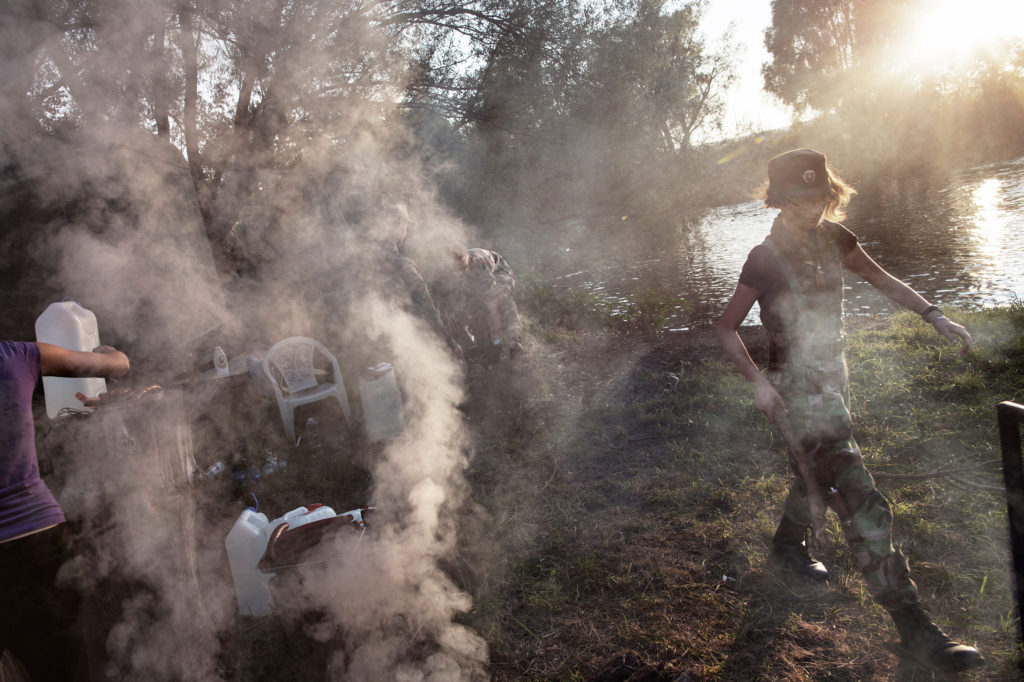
[465,304,1024,681]
[67,302,1021,680]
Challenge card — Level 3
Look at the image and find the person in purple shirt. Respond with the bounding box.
[0,340,129,681]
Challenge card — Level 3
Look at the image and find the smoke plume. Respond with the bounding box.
[2,1,490,679]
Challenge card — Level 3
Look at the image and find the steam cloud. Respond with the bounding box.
[2,2,489,679]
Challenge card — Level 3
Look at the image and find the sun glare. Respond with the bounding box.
[969,177,1004,259]
[895,0,1024,74]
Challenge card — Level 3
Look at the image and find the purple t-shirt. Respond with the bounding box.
[0,341,65,541]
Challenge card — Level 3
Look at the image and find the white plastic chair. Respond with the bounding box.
[262,337,352,444]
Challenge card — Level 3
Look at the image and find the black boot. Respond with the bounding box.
[770,517,829,582]
[889,603,983,673]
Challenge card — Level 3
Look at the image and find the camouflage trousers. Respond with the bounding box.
[770,354,918,609]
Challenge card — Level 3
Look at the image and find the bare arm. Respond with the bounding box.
[715,283,787,422]
[37,342,130,379]
[843,245,972,352]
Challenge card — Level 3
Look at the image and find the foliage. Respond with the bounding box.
[761,0,1024,177]
[517,277,615,333]
[762,0,857,114]
[604,288,689,336]
[2,0,739,273]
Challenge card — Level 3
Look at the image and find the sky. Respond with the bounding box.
[699,0,1024,142]
[699,0,792,140]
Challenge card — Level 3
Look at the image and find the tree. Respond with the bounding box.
[762,0,856,113]
[578,0,732,151]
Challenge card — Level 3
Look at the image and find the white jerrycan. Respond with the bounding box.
[34,301,107,418]
[224,505,338,616]
[225,508,277,616]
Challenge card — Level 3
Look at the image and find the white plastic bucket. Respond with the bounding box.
[359,362,404,442]
[34,301,107,418]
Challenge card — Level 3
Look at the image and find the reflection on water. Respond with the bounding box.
[553,155,1024,330]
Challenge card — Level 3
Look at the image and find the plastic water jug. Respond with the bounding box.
[359,362,404,442]
[225,505,338,616]
[225,508,276,616]
[34,301,107,418]
[277,504,337,529]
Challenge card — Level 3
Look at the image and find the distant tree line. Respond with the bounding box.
[2,0,1023,277]
[1,0,738,272]
[759,0,1024,182]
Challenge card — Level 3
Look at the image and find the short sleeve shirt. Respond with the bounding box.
[739,218,859,340]
[0,341,65,541]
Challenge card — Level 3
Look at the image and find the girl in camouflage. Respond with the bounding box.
[715,148,981,674]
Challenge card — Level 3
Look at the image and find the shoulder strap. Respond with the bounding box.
[763,235,805,299]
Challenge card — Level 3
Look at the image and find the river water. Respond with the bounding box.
[552,155,1024,330]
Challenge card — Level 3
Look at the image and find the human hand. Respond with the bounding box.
[75,391,102,408]
[933,316,972,354]
[753,381,787,423]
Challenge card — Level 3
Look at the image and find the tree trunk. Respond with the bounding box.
[178,3,206,217]
[152,17,170,137]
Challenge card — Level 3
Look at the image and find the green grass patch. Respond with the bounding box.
[478,304,1024,680]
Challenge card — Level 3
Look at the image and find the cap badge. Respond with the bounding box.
[803,169,817,184]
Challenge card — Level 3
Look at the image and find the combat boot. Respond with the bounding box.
[889,603,983,673]
[770,516,829,582]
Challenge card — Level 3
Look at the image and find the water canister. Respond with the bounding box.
[225,508,278,616]
[224,505,337,616]
[359,362,405,442]
[35,301,107,419]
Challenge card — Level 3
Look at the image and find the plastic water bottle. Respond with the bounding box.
[214,345,229,377]
[230,462,248,486]
[204,461,226,479]
[35,301,107,418]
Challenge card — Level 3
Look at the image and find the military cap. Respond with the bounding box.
[768,148,830,198]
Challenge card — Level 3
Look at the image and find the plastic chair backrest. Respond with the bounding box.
[264,337,328,395]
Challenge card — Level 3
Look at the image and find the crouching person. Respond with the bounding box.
[443,244,524,364]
